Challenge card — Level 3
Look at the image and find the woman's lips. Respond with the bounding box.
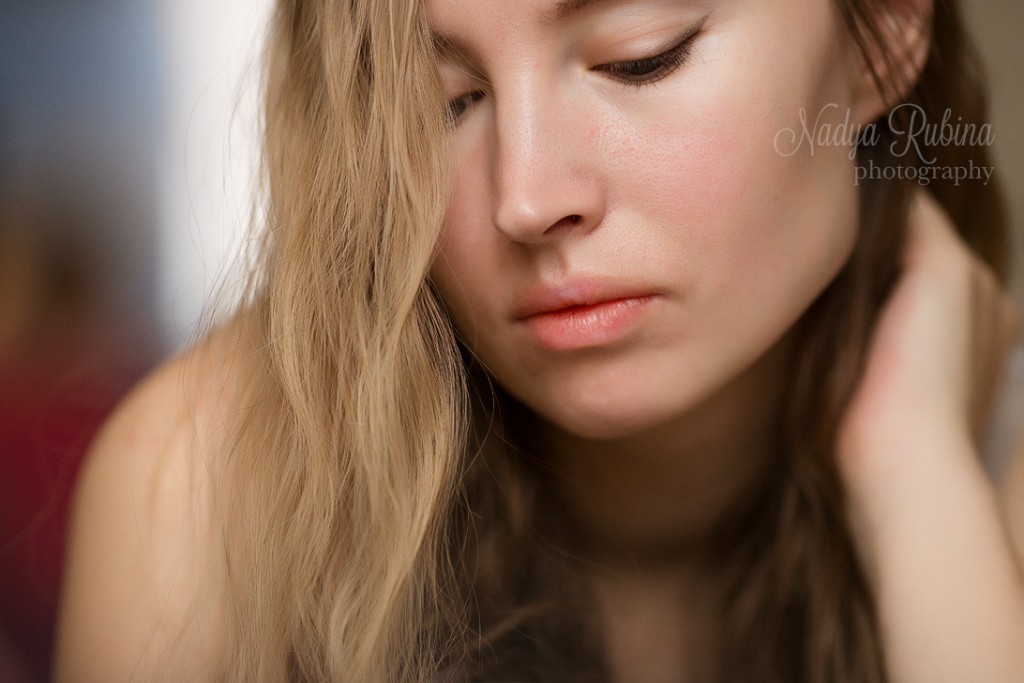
[519,295,658,351]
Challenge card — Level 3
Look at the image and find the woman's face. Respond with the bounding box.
[428,0,868,440]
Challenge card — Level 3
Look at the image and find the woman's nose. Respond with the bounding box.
[490,91,605,244]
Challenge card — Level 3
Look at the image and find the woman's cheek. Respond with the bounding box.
[433,139,496,324]
[650,86,856,336]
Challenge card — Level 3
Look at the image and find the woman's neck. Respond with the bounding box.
[534,328,798,569]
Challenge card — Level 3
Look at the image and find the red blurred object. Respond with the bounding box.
[0,332,153,682]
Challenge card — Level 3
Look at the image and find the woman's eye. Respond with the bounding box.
[446,91,485,125]
[596,19,706,87]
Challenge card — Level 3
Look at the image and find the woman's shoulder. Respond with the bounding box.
[53,322,252,682]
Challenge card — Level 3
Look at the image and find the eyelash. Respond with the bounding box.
[447,90,484,124]
[595,22,704,88]
[445,20,705,124]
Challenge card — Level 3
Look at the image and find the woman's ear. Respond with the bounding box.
[851,0,935,125]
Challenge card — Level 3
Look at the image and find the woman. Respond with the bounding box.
[54,0,1024,681]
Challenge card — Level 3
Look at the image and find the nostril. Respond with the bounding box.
[568,214,582,224]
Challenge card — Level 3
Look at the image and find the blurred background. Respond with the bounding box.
[0,1,1021,681]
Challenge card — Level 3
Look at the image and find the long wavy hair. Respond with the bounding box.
[207,0,1008,680]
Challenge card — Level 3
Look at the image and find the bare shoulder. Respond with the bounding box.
[54,323,252,682]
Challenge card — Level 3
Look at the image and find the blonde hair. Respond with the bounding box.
[214,0,467,679]
[207,0,1009,680]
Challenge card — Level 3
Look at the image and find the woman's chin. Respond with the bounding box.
[534,388,707,444]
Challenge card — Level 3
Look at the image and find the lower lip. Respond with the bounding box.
[521,296,657,351]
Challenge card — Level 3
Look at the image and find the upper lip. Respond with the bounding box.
[514,277,659,320]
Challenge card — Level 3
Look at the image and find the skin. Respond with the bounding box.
[429,0,862,570]
[430,0,860,443]
[837,193,1024,683]
[53,0,1024,681]
[427,0,1024,680]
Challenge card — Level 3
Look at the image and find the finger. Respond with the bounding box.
[902,190,967,274]
[969,260,1020,444]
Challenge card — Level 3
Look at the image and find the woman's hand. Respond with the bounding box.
[837,190,1018,471]
[836,189,1024,683]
